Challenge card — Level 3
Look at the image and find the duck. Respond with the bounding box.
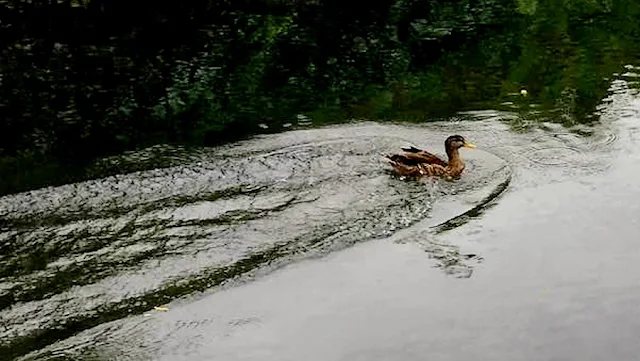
[384,135,476,180]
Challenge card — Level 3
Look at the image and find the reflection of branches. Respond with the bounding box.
[423,241,483,279]
[407,236,484,279]
[0,184,324,309]
[2,184,269,229]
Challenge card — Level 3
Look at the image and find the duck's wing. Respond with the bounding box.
[400,146,448,166]
[385,153,420,166]
[384,156,449,178]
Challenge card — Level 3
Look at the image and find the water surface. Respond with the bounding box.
[3,65,637,360]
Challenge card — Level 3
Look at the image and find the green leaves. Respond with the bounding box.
[516,0,538,15]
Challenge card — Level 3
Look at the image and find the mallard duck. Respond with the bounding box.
[384,135,476,180]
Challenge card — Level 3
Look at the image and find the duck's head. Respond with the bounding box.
[445,135,476,151]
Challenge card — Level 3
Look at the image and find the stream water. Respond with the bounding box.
[1,64,638,360]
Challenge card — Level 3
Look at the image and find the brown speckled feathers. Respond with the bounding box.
[384,135,476,180]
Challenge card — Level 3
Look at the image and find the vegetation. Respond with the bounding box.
[1,0,639,195]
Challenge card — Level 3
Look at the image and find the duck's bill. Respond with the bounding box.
[463,142,477,148]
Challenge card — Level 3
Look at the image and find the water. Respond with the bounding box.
[7,63,636,361]
[0,66,636,359]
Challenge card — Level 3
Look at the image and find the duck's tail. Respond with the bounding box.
[400,146,421,153]
[380,153,398,165]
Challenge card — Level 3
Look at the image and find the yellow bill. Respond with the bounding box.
[463,142,477,148]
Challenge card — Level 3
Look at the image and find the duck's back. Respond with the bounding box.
[400,147,448,166]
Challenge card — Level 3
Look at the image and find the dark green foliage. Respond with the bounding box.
[0,0,639,195]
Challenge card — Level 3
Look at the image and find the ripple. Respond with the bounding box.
[615,108,640,119]
[530,132,583,147]
[580,131,619,152]
[1,124,514,359]
[523,146,585,166]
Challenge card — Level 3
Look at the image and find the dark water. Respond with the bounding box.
[3,5,640,361]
